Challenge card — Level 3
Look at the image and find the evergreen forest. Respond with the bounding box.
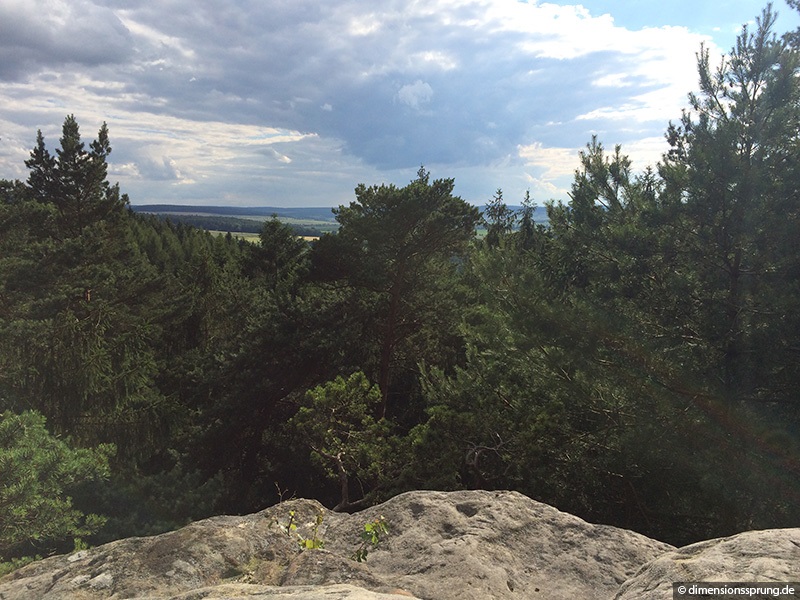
[2,5,800,567]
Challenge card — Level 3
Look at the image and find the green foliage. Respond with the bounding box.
[660,4,800,403]
[73,455,225,544]
[300,510,325,550]
[352,515,388,562]
[483,188,516,248]
[25,116,127,238]
[401,8,800,545]
[290,373,396,511]
[278,509,326,550]
[1,117,173,458]
[316,167,481,416]
[410,243,630,510]
[250,217,309,292]
[0,410,113,562]
[1,118,253,540]
[274,509,387,560]
[0,553,42,578]
[0,555,39,578]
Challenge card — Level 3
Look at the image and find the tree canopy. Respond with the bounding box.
[0,410,112,564]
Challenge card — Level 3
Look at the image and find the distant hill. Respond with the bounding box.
[132,204,549,222]
[131,205,337,222]
[130,204,549,238]
[130,205,339,237]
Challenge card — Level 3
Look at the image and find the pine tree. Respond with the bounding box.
[24,131,56,206]
[661,5,800,402]
[315,167,481,416]
[2,117,165,454]
[483,188,516,248]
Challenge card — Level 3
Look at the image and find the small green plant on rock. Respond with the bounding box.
[299,510,325,550]
[279,509,325,550]
[352,515,388,562]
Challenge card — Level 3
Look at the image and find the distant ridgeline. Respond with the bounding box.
[130,203,549,238]
[130,205,339,237]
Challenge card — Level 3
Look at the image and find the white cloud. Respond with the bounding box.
[116,11,197,63]
[411,51,459,71]
[594,73,633,88]
[518,142,581,180]
[348,14,382,36]
[621,136,670,171]
[397,80,434,110]
[268,148,293,164]
[516,134,668,200]
[525,174,568,199]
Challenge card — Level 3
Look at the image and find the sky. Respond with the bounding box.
[1,1,798,208]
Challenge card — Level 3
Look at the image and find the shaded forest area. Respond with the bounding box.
[2,6,800,567]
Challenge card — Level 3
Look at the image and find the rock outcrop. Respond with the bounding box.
[0,489,795,600]
[0,490,670,599]
[615,528,800,599]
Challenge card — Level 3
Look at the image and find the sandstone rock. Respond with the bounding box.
[165,582,422,599]
[317,490,674,600]
[615,528,800,599]
[0,490,671,599]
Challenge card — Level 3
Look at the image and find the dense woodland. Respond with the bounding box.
[2,6,800,566]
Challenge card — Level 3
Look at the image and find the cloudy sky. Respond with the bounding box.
[1,1,798,207]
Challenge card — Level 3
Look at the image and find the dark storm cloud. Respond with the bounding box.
[88,0,610,168]
[0,1,133,80]
[110,0,675,169]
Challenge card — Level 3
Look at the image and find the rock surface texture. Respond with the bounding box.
[615,528,800,599]
[5,489,793,600]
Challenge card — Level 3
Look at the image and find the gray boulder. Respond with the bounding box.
[0,490,672,599]
[325,490,674,599]
[615,528,800,599]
